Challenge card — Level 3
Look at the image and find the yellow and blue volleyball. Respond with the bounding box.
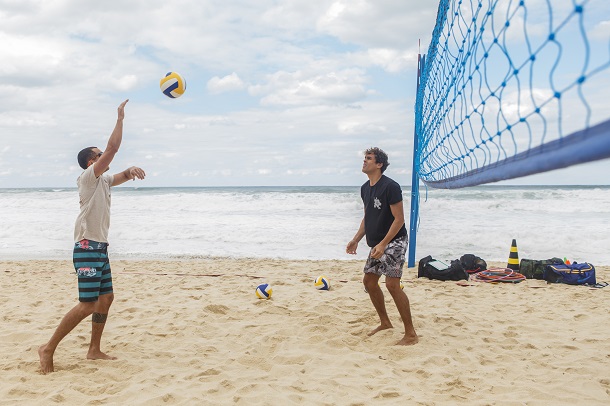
[314,275,330,290]
[255,283,272,299]
[160,71,186,98]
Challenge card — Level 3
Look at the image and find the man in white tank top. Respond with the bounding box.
[39,100,146,374]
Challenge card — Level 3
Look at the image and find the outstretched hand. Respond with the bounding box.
[117,99,129,121]
[126,166,146,181]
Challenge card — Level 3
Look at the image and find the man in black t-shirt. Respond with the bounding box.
[346,147,418,346]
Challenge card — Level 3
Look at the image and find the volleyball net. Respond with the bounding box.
[407,0,609,266]
[414,0,610,188]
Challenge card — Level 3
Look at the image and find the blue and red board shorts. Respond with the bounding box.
[73,239,113,302]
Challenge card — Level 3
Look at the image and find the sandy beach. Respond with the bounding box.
[1,258,609,405]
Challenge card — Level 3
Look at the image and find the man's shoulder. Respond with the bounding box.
[77,166,94,185]
[78,165,110,189]
[380,175,401,188]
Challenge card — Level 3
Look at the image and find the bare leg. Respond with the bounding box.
[87,293,116,360]
[39,301,96,374]
[363,273,393,336]
[386,277,418,346]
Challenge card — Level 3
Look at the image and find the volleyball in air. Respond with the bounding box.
[314,275,330,290]
[160,71,186,98]
[255,283,273,299]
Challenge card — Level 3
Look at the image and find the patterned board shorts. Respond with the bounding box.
[73,239,113,302]
[363,235,408,278]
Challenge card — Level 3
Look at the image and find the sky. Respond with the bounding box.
[0,0,609,188]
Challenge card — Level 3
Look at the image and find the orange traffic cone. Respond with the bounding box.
[507,239,519,271]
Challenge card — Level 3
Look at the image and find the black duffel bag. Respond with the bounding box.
[418,255,469,281]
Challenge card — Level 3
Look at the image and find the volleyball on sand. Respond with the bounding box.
[160,72,186,98]
[255,283,272,299]
[314,275,330,290]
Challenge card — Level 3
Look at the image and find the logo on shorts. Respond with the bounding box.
[373,197,382,209]
[77,240,92,250]
[76,267,97,277]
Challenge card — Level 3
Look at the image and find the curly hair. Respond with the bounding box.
[364,147,389,173]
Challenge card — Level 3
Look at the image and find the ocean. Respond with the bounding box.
[1,185,609,265]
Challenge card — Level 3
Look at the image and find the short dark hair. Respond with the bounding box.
[77,147,97,170]
[365,147,389,173]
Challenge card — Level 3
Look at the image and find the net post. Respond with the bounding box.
[408,53,424,268]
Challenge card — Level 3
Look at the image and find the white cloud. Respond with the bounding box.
[590,20,610,40]
[181,171,201,177]
[207,73,246,94]
[112,75,139,92]
[337,121,387,135]
[250,68,368,106]
[0,111,56,127]
[317,0,435,49]
[0,0,608,188]
[367,48,414,73]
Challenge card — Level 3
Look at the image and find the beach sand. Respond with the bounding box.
[1,259,609,405]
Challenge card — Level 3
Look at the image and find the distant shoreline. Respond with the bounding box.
[2,184,610,191]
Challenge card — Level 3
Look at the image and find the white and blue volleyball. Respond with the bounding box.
[160,71,186,98]
[314,275,330,290]
[255,283,273,299]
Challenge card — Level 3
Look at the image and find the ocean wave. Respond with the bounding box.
[1,186,609,264]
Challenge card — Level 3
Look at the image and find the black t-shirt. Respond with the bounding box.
[361,175,408,247]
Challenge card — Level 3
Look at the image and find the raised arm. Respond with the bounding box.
[111,166,146,186]
[93,99,129,178]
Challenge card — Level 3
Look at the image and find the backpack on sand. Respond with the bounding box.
[418,255,469,281]
[459,254,487,274]
[519,257,564,279]
[543,262,596,285]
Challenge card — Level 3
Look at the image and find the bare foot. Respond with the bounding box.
[368,324,393,336]
[38,344,54,374]
[87,350,117,360]
[396,334,419,346]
